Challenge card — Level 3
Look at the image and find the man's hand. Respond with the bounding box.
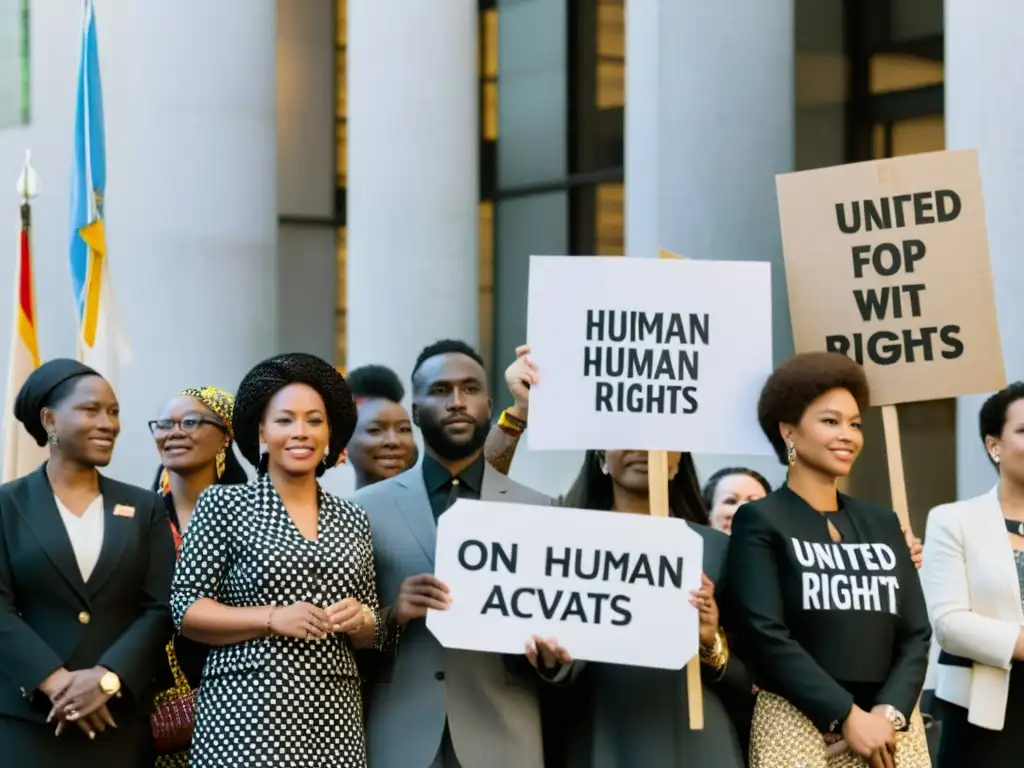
[525,636,573,670]
[394,574,451,626]
[504,345,538,418]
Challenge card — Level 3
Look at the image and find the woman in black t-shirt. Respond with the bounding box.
[727,353,932,768]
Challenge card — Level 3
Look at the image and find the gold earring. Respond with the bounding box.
[215,449,226,479]
[786,439,797,465]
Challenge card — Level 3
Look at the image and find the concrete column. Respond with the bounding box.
[947,0,1024,499]
[345,0,479,382]
[100,0,278,483]
[625,0,795,487]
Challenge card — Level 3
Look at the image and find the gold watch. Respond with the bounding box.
[98,670,121,696]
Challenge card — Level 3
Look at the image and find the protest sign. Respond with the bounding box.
[777,149,1005,406]
[525,256,773,454]
[427,499,704,670]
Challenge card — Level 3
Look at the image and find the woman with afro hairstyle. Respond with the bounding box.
[170,353,389,767]
[727,352,932,767]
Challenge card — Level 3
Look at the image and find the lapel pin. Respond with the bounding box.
[113,504,135,518]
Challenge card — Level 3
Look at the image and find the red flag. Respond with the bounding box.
[3,156,46,481]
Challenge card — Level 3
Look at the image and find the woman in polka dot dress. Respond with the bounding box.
[170,354,390,767]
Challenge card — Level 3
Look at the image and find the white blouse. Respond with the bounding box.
[55,494,105,582]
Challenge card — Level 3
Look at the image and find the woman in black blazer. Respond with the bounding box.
[727,352,932,768]
[0,359,175,766]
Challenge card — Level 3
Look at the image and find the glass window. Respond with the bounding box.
[335,225,347,369]
[334,0,347,369]
[481,8,498,141]
[869,54,943,94]
[478,201,495,373]
[594,182,624,255]
[0,0,29,128]
[596,1,624,110]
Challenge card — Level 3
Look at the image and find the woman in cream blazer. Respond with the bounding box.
[921,382,1024,766]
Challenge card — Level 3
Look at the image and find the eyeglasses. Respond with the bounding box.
[148,416,226,435]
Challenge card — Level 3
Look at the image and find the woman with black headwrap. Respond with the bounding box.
[170,353,389,767]
[0,359,175,766]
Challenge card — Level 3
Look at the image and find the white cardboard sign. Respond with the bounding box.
[427,499,704,670]
[525,256,773,454]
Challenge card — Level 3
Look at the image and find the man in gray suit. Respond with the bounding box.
[353,340,563,768]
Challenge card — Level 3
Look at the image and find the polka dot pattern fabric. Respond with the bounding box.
[171,475,383,767]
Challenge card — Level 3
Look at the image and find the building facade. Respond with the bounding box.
[0,0,1020,514]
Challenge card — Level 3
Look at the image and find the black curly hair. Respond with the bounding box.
[562,450,710,526]
[979,381,1024,466]
[233,353,356,477]
[757,352,870,464]
[412,339,485,384]
[347,364,405,403]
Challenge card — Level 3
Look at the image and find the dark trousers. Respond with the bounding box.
[0,713,154,767]
[935,664,1024,768]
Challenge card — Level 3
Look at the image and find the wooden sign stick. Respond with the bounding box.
[648,449,704,729]
[880,405,911,533]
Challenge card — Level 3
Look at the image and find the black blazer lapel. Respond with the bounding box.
[14,464,90,603]
[86,475,133,595]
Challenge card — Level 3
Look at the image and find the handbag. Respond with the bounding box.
[751,691,932,768]
[150,637,197,754]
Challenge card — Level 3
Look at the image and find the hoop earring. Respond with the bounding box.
[786,439,797,466]
[47,431,59,448]
[215,450,226,479]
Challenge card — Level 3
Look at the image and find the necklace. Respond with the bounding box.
[1004,519,1024,537]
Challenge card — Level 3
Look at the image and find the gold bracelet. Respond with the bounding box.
[265,606,277,636]
[498,409,526,434]
[699,629,729,671]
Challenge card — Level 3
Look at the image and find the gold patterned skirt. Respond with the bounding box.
[749,692,930,768]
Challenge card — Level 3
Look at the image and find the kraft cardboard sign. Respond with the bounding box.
[776,149,1005,406]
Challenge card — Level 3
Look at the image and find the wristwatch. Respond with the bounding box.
[881,705,907,731]
[361,604,375,628]
[98,670,121,696]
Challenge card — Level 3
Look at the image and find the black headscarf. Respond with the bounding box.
[233,353,356,476]
[14,359,100,446]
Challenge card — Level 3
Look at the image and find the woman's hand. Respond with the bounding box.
[525,635,573,671]
[268,602,331,640]
[326,597,365,634]
[504,345,538,417]
[840,705,895,758]
[901,525,923,570]
[689,573,719,647]
[48,667,117,723]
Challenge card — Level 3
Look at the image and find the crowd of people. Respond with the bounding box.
[0,338,1021,767]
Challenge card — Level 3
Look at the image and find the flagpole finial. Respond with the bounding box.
[17,150,40,202]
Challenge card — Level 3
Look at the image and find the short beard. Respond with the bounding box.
[419,417,488,461]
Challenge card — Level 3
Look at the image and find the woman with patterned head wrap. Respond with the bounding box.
[171,353,391,767]
[147,386,247,767]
